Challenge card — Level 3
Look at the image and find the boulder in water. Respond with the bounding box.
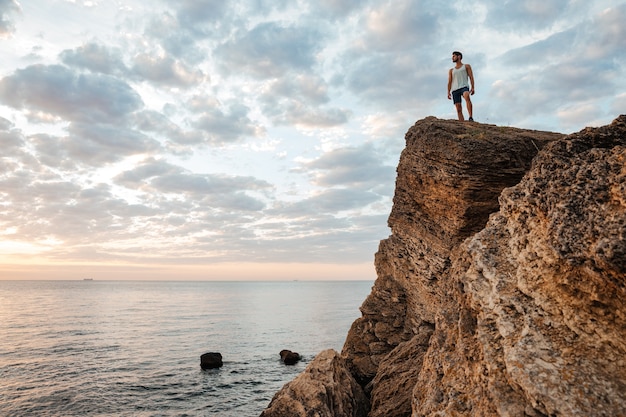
[280,350,301,365]
[200,352,223,369]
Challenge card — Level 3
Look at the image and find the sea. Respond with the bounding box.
[0,280,374,417]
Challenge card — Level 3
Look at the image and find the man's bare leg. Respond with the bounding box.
[455,102,464,121]
[463,91,473,121]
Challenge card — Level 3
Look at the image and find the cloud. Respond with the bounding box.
[262,74,331,105]
[167,0,229,28]
[315,0,364,18]
[342,53,442,109]
[131,53,206,87]
[362,112,412,142]
[258,75,351,128]
[327,1,456,110]
[362,0,441,50]
[501,4,626,66]
[234,208,390,263]
[25,126,160,170]
[191,100,265,144]
[6,180,160,245]
[612,94,626,116]
[143,12,205,64]
[0,116,25,152]
[498,30,572,67]
[483,0,572,32]
[581,4,626,60]
[0,170,81,241]
[490,64,614,120]
[113,157,177,186]
[334,0,457,61]
[29,133,80,171]
[296,188,382,212]
[264,102,351,128]
[299,143,396,190]
[150,171,269,197]
[0,152,274,263]
[267,142,396,224]
[0,0,20,38]
[0,64,144,123]
[64,122,161,165]
[485,3,626,127]
[557,103,603,130]
[115,158,272,211]
[60,43,127,75]
[132,110,206,145]
[226,213,389,263]
[0,120,41,177]
[135,95,265,150]
[214,21,322,79]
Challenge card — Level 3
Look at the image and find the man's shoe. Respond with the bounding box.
[468,117,474,122]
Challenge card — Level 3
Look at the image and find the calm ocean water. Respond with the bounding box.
[0,280,373,417]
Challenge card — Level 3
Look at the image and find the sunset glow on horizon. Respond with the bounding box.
[0,260,376,281]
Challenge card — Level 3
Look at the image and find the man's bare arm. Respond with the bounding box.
[466,64,475,95]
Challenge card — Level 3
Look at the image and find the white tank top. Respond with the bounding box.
[451,64,469,91]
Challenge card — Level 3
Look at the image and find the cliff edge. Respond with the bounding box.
[261,116,626,417]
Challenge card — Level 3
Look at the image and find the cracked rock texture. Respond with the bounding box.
[260,349,369,417]
[261,116,625,417]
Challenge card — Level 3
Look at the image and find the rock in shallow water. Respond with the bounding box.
[200,352,223,369]
[279,349,301,365]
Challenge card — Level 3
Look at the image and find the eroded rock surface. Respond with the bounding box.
[456,116,626,416]
[343,117,562,392]
[261,116,626,417]
[260,349,369,417]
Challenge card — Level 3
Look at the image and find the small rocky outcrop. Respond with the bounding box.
[279,349,301,365]
[261,115,626,416]
[260,349,369,417]
[200,352,223,369]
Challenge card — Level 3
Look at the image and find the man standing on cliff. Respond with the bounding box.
[447,51,475,121]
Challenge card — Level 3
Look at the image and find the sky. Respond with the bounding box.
[0,0,624,280]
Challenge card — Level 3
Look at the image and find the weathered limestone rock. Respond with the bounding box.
[260,349,369,417]
[412,117,626,416]
[457,115,626,416]
[343,117,562,388]
[367,332,432,417]
[261,115,626,417]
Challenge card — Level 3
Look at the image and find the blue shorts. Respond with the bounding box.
[452,87,469,104]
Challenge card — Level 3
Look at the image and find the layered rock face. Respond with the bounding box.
[261,116,626,417]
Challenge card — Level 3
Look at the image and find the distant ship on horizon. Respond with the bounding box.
[83,278,94,281]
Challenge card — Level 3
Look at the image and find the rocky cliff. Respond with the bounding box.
[261,116,626,417]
